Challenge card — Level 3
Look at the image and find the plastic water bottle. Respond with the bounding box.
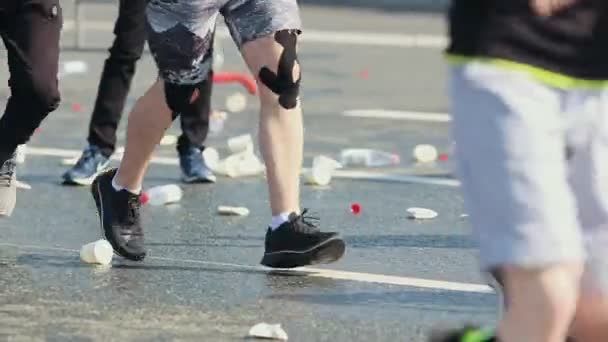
[144,184,182,206]
[339,149,400,167]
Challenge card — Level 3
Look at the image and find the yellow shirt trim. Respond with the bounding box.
[446,54,608,89]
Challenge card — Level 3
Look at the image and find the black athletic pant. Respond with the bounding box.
[0,0,62,156]
[88,0,212,157]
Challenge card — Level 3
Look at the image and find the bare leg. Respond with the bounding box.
[115,80,172,190]
[241,33,302,215]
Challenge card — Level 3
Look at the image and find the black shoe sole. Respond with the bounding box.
[91,176,146,262]
[260,236,346,268]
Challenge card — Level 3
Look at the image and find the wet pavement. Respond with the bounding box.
[0,3,498,341]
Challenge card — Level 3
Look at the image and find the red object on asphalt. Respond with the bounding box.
[350,203,361,215]
[71,103,82,112]
[438,153,449,161]
[140,192,150,205]
[359,70,369,79]
[212,72,258,95]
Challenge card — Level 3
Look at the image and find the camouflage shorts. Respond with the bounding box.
[146,0,301,84]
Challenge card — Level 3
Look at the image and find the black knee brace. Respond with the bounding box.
[164,80,208,120]
[258,30,301,110]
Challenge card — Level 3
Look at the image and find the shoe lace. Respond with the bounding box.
[127,196,142,233]
[292,209,320,233]
[0,157,16,187]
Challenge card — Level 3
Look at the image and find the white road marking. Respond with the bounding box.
[62,20,446,49]
[343,109,451,123]
[0,242,493,294]
[332,170,460,187]
[29,146,458,187]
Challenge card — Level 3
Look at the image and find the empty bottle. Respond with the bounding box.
[144,184,182,206]
[339,149,400,167]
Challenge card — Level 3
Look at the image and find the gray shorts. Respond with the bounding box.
[450,62,608,289]
[145,0,301,84]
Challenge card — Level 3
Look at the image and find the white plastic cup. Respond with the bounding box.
[225,92,247,113]
[80,239,113,265]
[227,134,254,154]
[146,184,183,206]
[413,144,438,163]
[202,147,220,170]
[313,155,342,170]
[303,166,332,186]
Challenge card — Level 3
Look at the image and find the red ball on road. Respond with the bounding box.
[350,203,361,215]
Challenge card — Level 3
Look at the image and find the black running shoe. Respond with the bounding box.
[63,144,110,186]
[91,168,146,261]
[429,326,495,342]
[260,209,345,268]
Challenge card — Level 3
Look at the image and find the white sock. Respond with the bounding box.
[270,212,292,230]
[111,176,141,195]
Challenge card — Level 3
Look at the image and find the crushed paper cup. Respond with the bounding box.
[406,207,438,220]
[214,152,264,178]
[248,322,288,340]
[312,155,342,170]
[80,239,113,265]
[303,167,331,186]
[225,92,247,113]
[217,205,250,216]
[202,147,220,170]
[227,134,254,154]
[413,144,438,163]
[159,134,178,146]
[209,110,227,134]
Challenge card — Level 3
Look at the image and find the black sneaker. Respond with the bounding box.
[91,168,146,261]
[179,146,216,183]
[63,144,111,186]
[429,326,496,342]
[260,210,346,268]
[0,152,17,217]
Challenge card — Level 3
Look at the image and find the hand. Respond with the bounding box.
[530,0,578,16]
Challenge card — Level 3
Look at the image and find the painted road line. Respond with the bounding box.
[62,20,446,49]
[29,146,458,187]
[332,170,460,187]
[0,242,493,294]
[343,109,451,123]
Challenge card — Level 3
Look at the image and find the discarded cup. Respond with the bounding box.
[217,205,250,216]
[225,92,247,113]
[62,60,88,74]
[209,110,227,134]
[159,134,177,146]
[413,144,438,163]
[406,207,438,220]
[202,147,220,170]
[312,155,342,170]
[15,144,26,164]
[248,322,288,341]
[215,152,264,178]
[145,184,182,206]
[80,239,113,265]
[303,167,332,186]
[227,134,254,154]
[340,149,400,167]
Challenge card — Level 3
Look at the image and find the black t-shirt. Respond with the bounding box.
[447,0,608,79]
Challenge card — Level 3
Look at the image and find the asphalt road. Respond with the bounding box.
[0,3,499,341]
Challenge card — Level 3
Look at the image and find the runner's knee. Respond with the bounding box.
[258,30,301,110]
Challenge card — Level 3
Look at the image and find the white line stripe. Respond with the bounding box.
[332,170,460,187]
[26,146,179,165]
[0,242,493,293]
[29,146,458,187]
[343,109,451,123]
[62,20,446,49]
